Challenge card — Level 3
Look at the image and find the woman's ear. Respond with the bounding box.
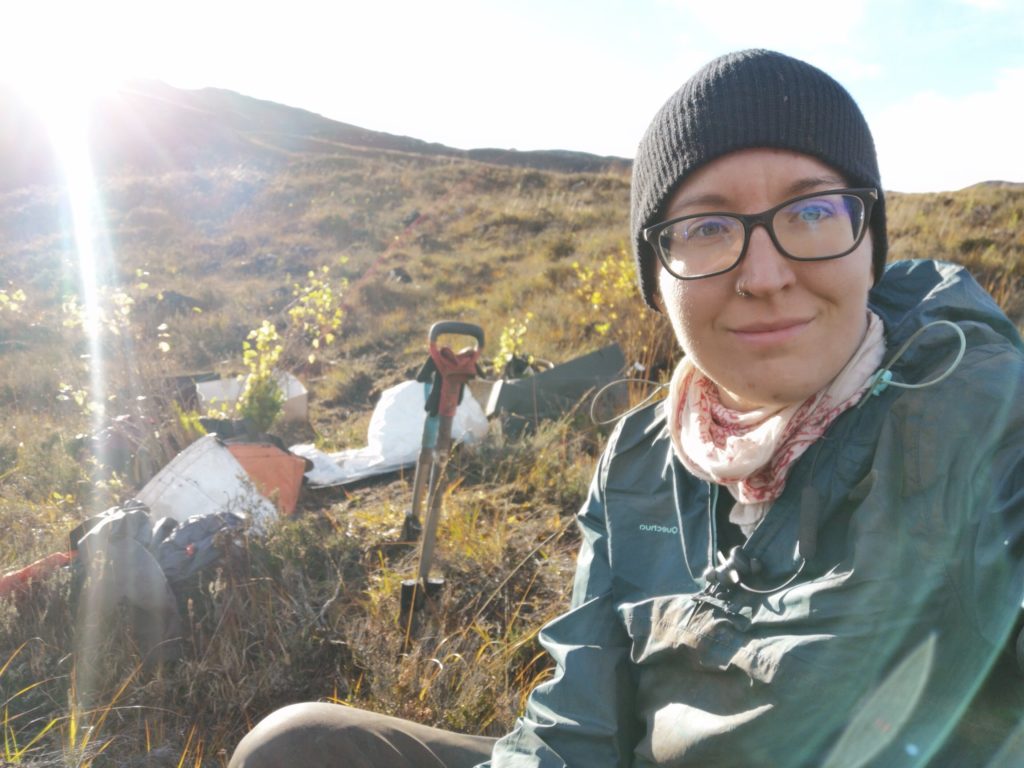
[651,290,667,315]
[652,282,667,313]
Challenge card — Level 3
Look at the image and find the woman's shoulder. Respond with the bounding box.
[870,259,1023,401]
[588,396,676,493]
[871,259,1023,353]
[604,396,670,458]
[869,264,1024,481]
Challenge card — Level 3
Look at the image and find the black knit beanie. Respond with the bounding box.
[631,49,887,310]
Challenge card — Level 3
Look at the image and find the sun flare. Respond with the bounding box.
[10,67,120,460]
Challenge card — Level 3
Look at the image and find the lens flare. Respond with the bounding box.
[25,77,110,464]
[16,70,122,707]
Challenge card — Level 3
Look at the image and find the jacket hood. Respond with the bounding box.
[869,260,1023,389]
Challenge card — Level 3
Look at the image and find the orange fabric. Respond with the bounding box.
[227,443,306,516]
[0,551,75,598]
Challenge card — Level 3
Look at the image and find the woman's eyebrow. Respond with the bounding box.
[666,176,850,217]
[665,193,731,215]
[784,176,848,196]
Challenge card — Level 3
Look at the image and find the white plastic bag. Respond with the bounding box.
[292,380,488,488]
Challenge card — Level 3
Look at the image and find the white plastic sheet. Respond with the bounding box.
[292,380,489,488]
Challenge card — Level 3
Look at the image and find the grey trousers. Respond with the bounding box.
[229,703,498,768]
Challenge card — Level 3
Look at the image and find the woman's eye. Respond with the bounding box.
[683,217,731,239]
[789,199,838,223]
[800,207,829,222]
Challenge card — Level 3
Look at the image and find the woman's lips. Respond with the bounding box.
[730,318,812,345]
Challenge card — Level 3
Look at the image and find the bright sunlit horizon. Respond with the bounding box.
[2,0,1023,194]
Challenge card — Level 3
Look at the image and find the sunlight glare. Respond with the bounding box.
[16,68,117,481]
[11,56,130,707]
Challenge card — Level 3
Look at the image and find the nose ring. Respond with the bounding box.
[736,285,752,298]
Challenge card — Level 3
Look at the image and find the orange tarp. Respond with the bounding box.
[227,443,306,516]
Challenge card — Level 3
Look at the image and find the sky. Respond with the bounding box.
[3,0,1023,193]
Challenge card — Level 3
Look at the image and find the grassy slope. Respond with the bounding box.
[1,133,1022,765]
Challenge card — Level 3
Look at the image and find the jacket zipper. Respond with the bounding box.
[707,482,718,583]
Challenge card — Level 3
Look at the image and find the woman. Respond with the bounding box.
[231,49,1024,767]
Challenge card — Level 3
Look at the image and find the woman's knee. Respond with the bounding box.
[229,702,358,768]
[229,703,494,768]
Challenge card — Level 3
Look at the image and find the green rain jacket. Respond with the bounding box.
[484,260,1024,767]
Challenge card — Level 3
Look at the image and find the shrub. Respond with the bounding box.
[238,321,285,432]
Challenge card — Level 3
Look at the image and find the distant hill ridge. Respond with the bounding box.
[0,80,630,192]
[971,180,1024,190]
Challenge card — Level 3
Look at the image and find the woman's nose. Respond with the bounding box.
[735,225,796,296]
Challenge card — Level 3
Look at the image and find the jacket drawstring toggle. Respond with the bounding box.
[862,320,967,402]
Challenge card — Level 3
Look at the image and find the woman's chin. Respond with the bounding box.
[716,376,821,411]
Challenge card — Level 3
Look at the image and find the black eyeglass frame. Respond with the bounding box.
[642,187,879,281]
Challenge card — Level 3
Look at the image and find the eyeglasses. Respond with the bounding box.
[643,188,878,281]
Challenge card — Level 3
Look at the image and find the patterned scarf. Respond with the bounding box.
[668,311,885,537]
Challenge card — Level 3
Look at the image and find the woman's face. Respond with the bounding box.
[656,148,874,410]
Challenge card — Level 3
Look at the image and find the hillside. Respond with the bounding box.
[0,80,629,193]
[1,82,1023,765]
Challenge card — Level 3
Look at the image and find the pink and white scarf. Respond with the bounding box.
[668,311,885,537]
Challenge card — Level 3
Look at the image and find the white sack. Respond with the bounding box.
[292,380,488,488]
